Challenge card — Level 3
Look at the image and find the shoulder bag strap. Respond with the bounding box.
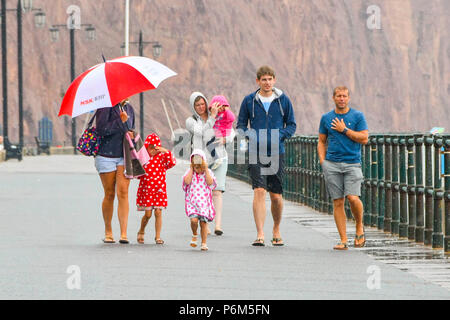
[86,110,98,129]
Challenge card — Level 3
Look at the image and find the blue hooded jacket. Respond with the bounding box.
[237,88,296,155]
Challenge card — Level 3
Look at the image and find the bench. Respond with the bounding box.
[4,137,22,161]
[35,136,51,155]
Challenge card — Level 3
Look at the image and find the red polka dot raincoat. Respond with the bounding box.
[136,133,176,210]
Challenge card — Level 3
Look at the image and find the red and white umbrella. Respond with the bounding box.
[58,56,177,118]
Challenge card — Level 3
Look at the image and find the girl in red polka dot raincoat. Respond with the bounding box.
[136,133,176,244]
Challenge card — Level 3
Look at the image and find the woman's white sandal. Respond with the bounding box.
[201,243,208,251]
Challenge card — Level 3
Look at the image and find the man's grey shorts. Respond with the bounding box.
[321,160,364,200]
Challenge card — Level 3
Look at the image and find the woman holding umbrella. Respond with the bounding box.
[95,98,135,244]
[58,55,177,244]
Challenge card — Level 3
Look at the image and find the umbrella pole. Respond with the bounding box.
[70,27,77,154]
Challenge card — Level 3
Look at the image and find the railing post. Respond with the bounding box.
[377,135,385,230]
[300,136,306,204]
[399,136,408,238]
[415,134,425,243]
[285,138,292,201]
[313,137,319,211]
[371,136,379,227]
[432,135,444,249]
[444,136,450,253]
[320,157,327,212]
[308,137,314,209]
[363,140,372,226]
[407,136,416,240]
[391,135,400,235]
[306,137,312,207]
[315,136,326,212]
[291,137,297,203]
[308,136,313,207]
[384,135,392,233]
[424,134,434,245]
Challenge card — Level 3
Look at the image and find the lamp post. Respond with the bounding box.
[122,30,162,138]
[50,15,95,152]
[18,1,45,148]
[1,0,46,150]
[1,0,7,142]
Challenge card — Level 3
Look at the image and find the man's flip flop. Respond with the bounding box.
[354,232,366,248]
[252,239,265,246]
[119,238,129,244]
[102,238,115,244]
[333,242,348,250]
[271,238,284,246]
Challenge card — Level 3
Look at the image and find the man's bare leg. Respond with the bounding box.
[270,192,283,244]
[333,198,348,248]
[347,195,365,246]
[253,188,267,241]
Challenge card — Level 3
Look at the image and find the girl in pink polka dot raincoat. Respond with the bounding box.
[136,133,176,244]
[182,149,217,251]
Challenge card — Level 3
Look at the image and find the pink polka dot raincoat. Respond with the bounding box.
[182,149,217,222]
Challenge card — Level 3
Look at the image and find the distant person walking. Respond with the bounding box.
[208,95,236,235]
[182,149,217,251]
[95,99,135,244]
[237,66,296,246]
[136,133,176,245]
[317,86,369,250]
[186,92,233,236]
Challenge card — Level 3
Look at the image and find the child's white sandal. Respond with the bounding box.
[190,234,198,247]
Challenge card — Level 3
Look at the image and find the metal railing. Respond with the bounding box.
[227,134,450,253]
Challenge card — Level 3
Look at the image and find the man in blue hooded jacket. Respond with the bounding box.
[237,65,296,247]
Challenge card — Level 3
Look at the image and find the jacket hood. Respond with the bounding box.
[254,87,283,100]
[189,92,209,119]
[144,133,161,149]
[209,95,230,108]
[250,87,285,119]
[190,148,207,163]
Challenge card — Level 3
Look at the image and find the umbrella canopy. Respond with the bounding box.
[58,56,177,118]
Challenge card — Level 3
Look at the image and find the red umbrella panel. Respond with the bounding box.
[58,56,177,118]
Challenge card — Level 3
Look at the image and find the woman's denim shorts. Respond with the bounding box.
[95,155,124,174]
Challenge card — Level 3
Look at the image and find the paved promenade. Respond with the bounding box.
[0,155,449,299]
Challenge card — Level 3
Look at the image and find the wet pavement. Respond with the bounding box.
[1,155,449,299]
[285,210,450,290]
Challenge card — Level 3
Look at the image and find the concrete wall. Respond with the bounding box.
[0,146,76,163]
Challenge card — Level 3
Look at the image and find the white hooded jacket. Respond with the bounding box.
[186,92,235,165]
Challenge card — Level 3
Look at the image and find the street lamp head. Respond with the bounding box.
[34,11,46,28]
[152,43,162,59]
[85,26,96,41]
[49,27,59,42]
[21,0,33,13]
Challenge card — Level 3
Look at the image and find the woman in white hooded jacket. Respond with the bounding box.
[186,92,235,235]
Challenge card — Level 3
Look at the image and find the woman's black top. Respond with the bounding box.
[95,103,135,158]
